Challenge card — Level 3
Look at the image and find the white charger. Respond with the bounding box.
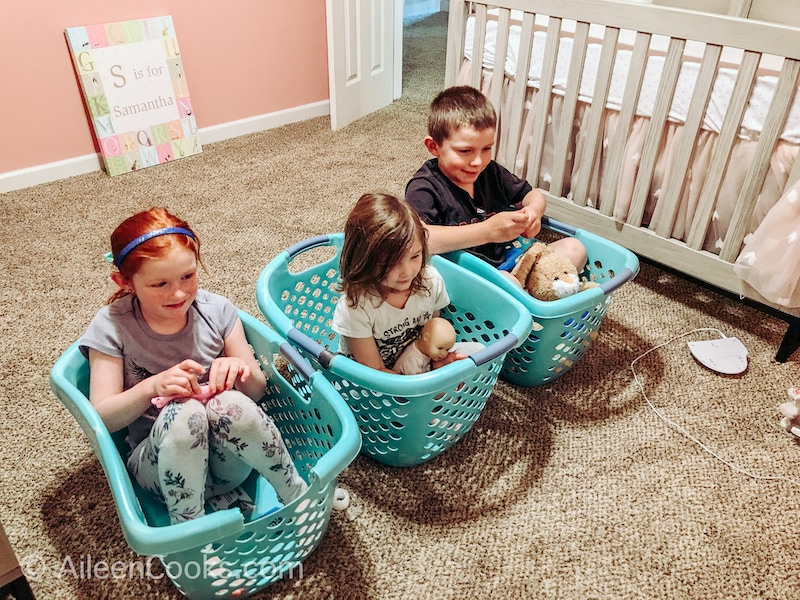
[687,336,749,374]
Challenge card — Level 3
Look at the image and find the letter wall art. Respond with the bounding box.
[65,16,202,176]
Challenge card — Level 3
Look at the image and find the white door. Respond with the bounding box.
[325,0,402,131]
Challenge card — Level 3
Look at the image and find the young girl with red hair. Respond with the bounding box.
[80,207,307,524]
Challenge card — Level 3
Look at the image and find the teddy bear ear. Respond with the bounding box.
[521,243,548,267]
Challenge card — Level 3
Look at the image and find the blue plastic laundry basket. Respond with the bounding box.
[444,216,640,387]
[255,233,533,468]
[49,310,361,599]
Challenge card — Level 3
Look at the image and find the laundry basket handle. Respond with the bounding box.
[285,234,332,258]
[286,320,520,370]
[541,215,576,236]
[278,341,317,380]
[287,327,337,369]
[599,267,636,294]
[467,333,521,366]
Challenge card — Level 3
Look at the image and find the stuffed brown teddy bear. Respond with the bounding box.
[510,242,598,301]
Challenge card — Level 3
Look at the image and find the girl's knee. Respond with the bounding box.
[207,391,287,456]
[156,399,209,450]
[207,390,253,418]
[207,390,265,434]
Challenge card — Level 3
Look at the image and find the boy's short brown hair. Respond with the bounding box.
[427,85,497,144]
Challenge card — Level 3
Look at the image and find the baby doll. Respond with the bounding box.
[152,384,216,409]
[394,317,457,375]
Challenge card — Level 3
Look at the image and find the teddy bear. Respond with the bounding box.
[509,241,597,301]
[778,387,800,437]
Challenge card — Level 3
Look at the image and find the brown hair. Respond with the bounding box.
[339,193,429,307]
[427,85,497,144]
[108,207,202,303]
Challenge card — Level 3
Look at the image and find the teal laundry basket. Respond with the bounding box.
[255,233,533,468]
[49,310,361,600]
[444,216,640,387]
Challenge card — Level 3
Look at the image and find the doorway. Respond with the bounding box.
[403,0,442,25]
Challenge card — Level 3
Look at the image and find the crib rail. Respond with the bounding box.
[446,0,800,344]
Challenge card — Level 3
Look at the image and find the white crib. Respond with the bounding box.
[445,0,800,360]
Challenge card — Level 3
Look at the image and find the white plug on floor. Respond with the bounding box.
[332,486,350,511]
[687,336,749,374]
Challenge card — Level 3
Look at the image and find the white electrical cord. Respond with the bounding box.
[630,327,800,487]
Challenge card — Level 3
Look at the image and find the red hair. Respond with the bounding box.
[108,207,202,303]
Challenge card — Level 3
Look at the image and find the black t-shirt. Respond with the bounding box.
[405,158,532,265]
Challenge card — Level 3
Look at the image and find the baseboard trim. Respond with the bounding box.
[0,100,330,194]
[199,100,329,145]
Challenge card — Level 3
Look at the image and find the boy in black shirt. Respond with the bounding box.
[405,85,586,270]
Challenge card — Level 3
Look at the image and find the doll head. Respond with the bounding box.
[418,317,456,360]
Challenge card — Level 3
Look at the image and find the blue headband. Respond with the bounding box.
[113,227,196,268]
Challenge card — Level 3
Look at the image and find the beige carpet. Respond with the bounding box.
[2,12,800,600]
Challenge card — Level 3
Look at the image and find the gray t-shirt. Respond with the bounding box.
[80,289,239,448]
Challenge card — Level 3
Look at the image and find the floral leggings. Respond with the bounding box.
[127,390,308,524]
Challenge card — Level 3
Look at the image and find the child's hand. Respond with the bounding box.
[432,351,468,370]
[207,356,251,394]
[518,204,543,239]
[152,384,215,409]
[151,359,206,400]
[484,210,530,243]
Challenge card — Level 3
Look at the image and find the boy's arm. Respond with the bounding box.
[424,214,529,255]
[518,189,547,239]
[520,188,546,212]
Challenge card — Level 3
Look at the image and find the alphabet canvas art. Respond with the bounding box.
[65,16,201,176]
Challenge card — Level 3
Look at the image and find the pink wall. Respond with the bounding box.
[0,1,329,173]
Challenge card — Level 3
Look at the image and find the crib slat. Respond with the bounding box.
[572,26,620,207]
[499,10,536,170]
[685,50,761,250]
[488,8,513,122]
[600,31,651,217]
[526,16,563,187]
[445,1,470,87]
[721,57,800,262]
[550,20,591,198]
[627,37,685,228]
[470,4,489,90]
[653,43,722,239]
[728,0,753,17]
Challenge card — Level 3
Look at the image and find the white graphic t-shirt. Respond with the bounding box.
[331,265,450,368]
